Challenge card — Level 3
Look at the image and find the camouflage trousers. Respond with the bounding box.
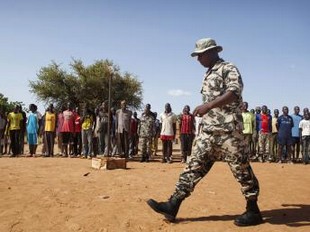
[172,130,260,201]
[258,132,270,154]
[269,133,278,160]
[243,133,255,158]
[139,137,152,158]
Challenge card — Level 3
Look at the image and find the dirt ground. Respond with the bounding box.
[0,144,309,232]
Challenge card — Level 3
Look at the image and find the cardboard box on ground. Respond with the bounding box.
[92,157,127,170]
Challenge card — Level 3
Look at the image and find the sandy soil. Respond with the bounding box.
[0,145,309,232]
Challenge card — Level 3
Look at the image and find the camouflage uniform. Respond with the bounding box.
[138,113,155,160]
[172,59,260,201]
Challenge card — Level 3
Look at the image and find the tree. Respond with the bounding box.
[0,93,24,113]
[29,59,143,111]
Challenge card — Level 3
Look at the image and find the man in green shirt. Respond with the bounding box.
[242,102,256,158]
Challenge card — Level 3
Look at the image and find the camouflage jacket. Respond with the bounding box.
[138,113,155,138]
[201,59,243,132]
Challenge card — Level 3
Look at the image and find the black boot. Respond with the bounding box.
[147,196,182,222]
[234,200,263,226]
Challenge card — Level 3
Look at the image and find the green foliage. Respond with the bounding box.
[0,93,24,114]
[29,59,143,111]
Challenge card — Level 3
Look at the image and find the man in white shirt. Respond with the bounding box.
[299,112,310,164]
[160,103,177,163]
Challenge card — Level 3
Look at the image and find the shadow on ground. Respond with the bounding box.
[176,204,310,227]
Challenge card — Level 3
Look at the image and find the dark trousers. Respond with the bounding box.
[180,134,193,159]
[73,132,82,155]
[45,131,55,156]
[301,136,310,163]
[10,130,21,155]
[162,139,173,159]
[20,130,25,154]
[0,129,4,154]
[118,130,129,157]
[92,137,99,156]
[129,134,139,156]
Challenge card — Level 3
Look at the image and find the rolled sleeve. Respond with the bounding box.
[224,64,243,97]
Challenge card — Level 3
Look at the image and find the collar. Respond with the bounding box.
[210,58,225,70]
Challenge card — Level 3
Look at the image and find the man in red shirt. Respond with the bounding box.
[129,111,140,158]
[179,105,195,163]
[61,103,76,157]
[257,105,272,162]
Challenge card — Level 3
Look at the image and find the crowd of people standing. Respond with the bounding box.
[0,101,160,161]
[242,104,310,164]
[0,101,309,165]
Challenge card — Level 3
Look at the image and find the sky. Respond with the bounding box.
[0,0,309,116]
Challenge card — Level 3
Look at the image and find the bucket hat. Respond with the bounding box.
[191,38,223,57]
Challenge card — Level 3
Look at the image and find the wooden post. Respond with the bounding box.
[107,66,113,157]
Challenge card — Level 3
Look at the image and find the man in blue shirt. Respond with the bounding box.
[277,106,294,163]
[291,106,302,162]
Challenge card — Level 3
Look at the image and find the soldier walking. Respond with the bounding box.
[147,38,263,226]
